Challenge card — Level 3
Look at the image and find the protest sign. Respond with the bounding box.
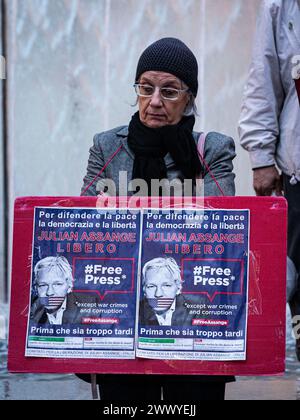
[8,196,286,376]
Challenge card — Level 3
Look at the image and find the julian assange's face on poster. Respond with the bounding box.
[36,269,71,311]
[144,267,180,313]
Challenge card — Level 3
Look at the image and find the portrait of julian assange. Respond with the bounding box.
[139,257,193,327]
[30,256,99,325]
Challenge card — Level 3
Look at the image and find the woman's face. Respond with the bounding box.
[137,71,190,128]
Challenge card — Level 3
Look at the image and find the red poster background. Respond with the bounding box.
[8,196,287,376]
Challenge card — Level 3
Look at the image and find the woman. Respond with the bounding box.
[81,37,236,401]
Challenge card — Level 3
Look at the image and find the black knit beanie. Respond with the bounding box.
[135,37,198,97]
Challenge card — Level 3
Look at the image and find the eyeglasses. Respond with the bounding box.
[134,83,189,101]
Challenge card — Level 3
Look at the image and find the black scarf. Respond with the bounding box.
[127,112,202,187]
